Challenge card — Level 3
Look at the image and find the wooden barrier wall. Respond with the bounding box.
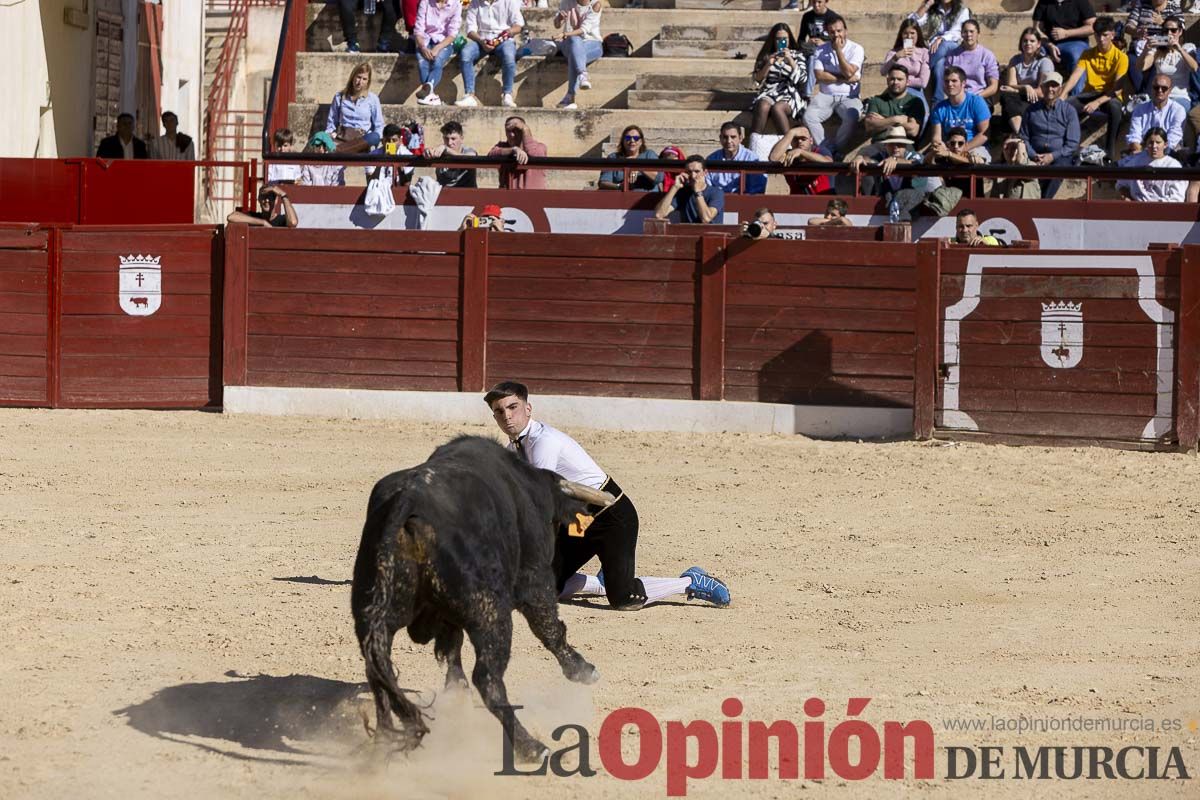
[0,226,50,406]
[0,225,222,409]
[937,246,1184,445]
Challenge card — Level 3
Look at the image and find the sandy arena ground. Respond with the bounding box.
[1,408,1198,799]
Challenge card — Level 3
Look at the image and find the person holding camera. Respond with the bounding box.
[1124,0,1179,93]
[1135,16,1196,110]
[741,208,805,240]
[459,202,508,232]
[227,185,298,228]
[365,123,416,187]
[748,23,808,154]
[653,154,724,224]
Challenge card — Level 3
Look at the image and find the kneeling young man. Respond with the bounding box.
[485,381,731,610]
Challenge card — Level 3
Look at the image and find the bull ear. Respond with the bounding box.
[559,479,615,507]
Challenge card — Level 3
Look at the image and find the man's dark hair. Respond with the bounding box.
[946,126,969,141]
[825,198,849,215]
[685,153,706,167]
[440,120,464,137]
[944,65,968,83]
[956,208,978,221]
[888,63,910,78]
[117,112,134,124]
[752,207,775,220]
[382,123,403,140]
[161,110,178,123]
[1092,16,1116,35]
[273,128,294,147]
[505,115,526,127]
[823,12,845,29]
[719,121,741,135]
[484,381,529,406]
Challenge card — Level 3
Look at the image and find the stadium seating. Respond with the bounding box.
[287,0,1115,189]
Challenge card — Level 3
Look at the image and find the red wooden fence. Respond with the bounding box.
[937,245,1181,445]
[0,224,222,408]
[0,226,50,406]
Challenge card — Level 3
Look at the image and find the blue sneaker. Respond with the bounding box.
[596,569,605,589]
[346,41,361,53]
[681,567,731,607]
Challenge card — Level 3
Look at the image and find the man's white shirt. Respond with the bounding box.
[507,419,606,489]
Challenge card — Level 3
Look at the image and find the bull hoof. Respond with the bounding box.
[566,662,600,685]
[515,739,551,764]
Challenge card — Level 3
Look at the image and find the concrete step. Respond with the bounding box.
[673,0,783,9]
[289,100,745,157]
[652,39,761,59]
[295,52,752,107]
[627,89,754,110]
[637,73,756,91]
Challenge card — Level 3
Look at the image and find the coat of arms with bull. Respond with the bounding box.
[119,254,162,317]
[1040,300,1083,369]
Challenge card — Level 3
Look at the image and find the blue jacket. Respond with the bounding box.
[1020,99,1080,161]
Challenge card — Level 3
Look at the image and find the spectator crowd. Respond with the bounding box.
[241,0,1200,223]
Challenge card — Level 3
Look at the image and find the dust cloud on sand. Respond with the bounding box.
[0,409,1197,798]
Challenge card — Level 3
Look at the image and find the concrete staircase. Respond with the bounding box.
[291,0,1054,189]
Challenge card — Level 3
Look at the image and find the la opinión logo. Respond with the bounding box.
[495,697,936,796]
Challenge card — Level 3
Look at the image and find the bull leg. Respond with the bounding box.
[434,627,468,690]
[516,582,599,685]
[465,615,547,763]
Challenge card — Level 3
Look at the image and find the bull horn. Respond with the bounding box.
[559,480,616,507]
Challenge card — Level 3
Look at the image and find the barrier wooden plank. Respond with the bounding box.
[1177,246,1200,450]
[937,249,1175,443]
[240,226,464,392]
[0,230,49,406]
[57,227,221,408]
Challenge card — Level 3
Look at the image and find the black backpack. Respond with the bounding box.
[603,33,632,57]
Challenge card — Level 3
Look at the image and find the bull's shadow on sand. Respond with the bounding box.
[273,575,352,586]
[114,671,368,764]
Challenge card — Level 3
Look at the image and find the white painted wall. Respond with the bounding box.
[0,0,203,158]
[0,0,95,157]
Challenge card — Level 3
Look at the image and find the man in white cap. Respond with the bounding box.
[1019,70,1080,198]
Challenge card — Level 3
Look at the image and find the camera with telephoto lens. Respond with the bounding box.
[744,220,764,239]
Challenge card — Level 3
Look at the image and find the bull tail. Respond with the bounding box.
[359,493,430,747]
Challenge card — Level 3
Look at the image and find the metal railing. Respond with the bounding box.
[203,0,284,210]
[253,150,1200,201]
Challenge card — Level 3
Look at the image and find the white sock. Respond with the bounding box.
[639,576,693,606]
[559,572,605,599]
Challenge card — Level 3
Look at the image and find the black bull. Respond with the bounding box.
[351,435,614,759]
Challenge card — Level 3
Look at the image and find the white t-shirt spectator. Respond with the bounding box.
[266,163,302,184]
[813,39,865,98]
[1117,151,1187,202]
[466,0,524,40]
[1152,44,1197,104]
[558,0,602,41]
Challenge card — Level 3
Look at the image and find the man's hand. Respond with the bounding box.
[931,140,949,157]
[849,154,867,173]
[864,111,885,124]
[692,172,707,192]
[1128,142,1143,154]
[1083,99,1102,114]
[1035,152,1054,165]
[1050,26,1067,41]
[1023,84,1038,102]
[512,147,529,165]
[880,156,899,177]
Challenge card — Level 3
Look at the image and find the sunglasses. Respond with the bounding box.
[947,140,966,146]
[624,134,642,141]
[1153,85,1172,91]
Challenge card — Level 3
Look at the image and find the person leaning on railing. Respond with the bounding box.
[1117,126,1188,202]
[227,185,298,229]
[598,125,658,191]
[768,124,834,195]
